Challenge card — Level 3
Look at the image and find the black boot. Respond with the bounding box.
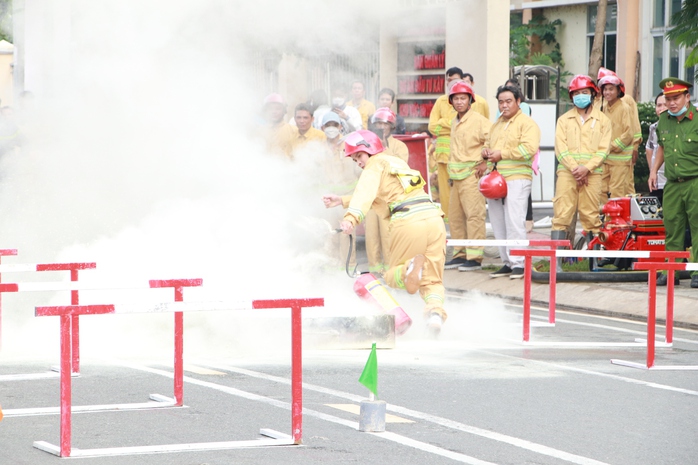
[657,273,680,286]
[550,230,568,270]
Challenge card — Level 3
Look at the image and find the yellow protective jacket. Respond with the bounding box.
[347,98,376,130]
[448,109,491,180]
[383,135,409,163]
[471,93,490,120]
[290,126,326,153]
[622,94,643,149]
[602,99,634,164]
[428,95,456,164]
[341,153,431,227]
[555,106,612,174]
[484,109,540,181]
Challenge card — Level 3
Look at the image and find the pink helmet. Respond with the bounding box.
[263,93,285,105]
[597,67,615,80]
[598,74,625,97]
[344,130,384,157]
[448,80,476,104]
[371,107,397,126]
[568,75,599,97]
[478,170,507,199]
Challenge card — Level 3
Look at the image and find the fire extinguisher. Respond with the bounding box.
[353,273,412,335]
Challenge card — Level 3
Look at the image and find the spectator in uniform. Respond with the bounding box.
[260,93,295,158]
[363,107,409,274]
[428,66,465,222]
[462,73,490,120]
[649,78,698,288]
[550,75,612,246]
[646,93,667,204]
[347,80,376,130]
[598,74,635,203]
[323,130,447,336]
[483,85,541,279]
[442,80,491,272]
[369,88,406,135]
[290,103,326,153]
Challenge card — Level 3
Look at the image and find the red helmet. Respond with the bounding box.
[479,170,507,199]
[371,107,397,126]
[448,80,476,104]
[344,130,384,157]
[568,75,599,97]
[263,93,286,105]
[597,67,615,80]
[598,75,625,97]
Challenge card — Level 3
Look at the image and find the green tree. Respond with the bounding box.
[510,14,564,67]
[0,0,11,43]
[666,0,698,77]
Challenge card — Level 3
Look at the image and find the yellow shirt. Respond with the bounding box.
[602,99,634,164]
[448,109,491,180]
[428,94,457,164]
[485,110,541,181]
[471,93,490,120]
[347,98,376,130]
[290,126,327,153]
[341,153,429,226]
[265,122,295,159]
[383,136,409,163]
[555,106,612,174]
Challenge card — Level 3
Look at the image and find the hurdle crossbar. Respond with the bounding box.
[0,260,96,374]
[448,239,568,329]
[32,295,323,458]
[610,261,698,370]
[511,249,689,347]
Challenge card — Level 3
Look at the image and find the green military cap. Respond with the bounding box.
[659,77,693,95]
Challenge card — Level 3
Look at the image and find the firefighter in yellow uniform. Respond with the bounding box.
[289,103,326,155]
[347,81,376,129]
[364,108,409,274]
[260,93,295,158]
[598,68,642,194]
[598,74,635,203]
[463,72,490,120]
[551,75,613,244]
[323,130,447,337]
[444,80,491,271]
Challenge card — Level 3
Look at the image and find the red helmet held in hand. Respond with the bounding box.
[344,130,384,157]
[479,170,507,200]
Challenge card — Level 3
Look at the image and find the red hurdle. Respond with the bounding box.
[0,248,18,349]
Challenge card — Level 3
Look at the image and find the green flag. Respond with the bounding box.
[358,342,378,397]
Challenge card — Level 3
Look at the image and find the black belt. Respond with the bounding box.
[674,176,697,183]
[390,198,432,215]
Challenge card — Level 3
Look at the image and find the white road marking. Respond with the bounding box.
[116,361,501,465]
[200,363,610,465]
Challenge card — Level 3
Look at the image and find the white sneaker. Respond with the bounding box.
[405,254,425,294]
[426,313,443,338]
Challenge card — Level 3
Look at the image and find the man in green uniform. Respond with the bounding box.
[649,77,698,288]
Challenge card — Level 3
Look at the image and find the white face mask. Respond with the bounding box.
[332,98,345,107]
[323,126,341,139]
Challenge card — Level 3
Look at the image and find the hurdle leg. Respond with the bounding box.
[60,314,73,457]
[647,271,657,369]
[548,248,557,325]
[523,255,532,342]
[666,269,675,344]
[174,311,184,406]
[291,303,303,444]
[71,269,80,374]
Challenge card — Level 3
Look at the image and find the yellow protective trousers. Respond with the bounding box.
[552,170,603,233]
[384,209,447,321]
[437,163,451,222]
[600,163,634,203]
[448,176,486,262]
[364,208,391,273]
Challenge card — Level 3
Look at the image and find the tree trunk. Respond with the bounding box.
[588,0,608,79]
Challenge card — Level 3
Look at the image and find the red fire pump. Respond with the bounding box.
[585,196,665,270]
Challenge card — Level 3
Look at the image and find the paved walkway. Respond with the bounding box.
[444,226,698,329]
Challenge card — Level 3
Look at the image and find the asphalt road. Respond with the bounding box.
[2,293,697,465]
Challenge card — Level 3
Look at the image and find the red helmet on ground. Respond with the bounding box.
[371,107,397,127]
[479,170,507,199]
[568,75,599,97]
[448,80,476,104]
[344,130,384,157]
[598,74,625,97]
[263,93,286,106]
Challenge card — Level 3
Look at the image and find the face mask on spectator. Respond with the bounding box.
[332,98,345,108]
[572,94,592,109]
[324,126,340,139]
[668,105,688,117]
